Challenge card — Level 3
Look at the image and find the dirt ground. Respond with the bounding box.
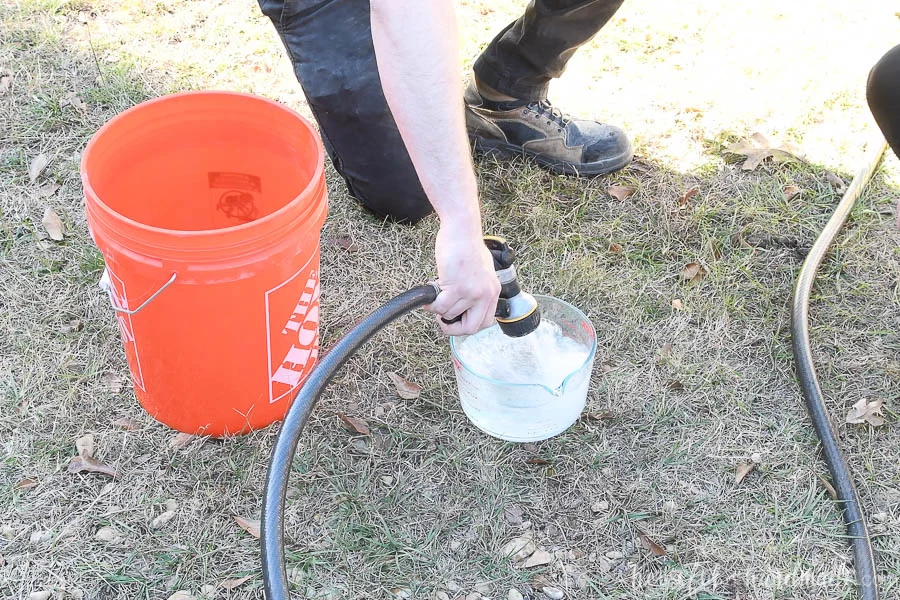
[1,1,899,599]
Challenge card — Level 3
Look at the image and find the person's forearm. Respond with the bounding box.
[370,0,480,233]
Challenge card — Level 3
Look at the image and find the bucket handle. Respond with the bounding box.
[99,269,177,315]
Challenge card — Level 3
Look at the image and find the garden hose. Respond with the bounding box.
[261,140,887,598]
[791,139,887,600]
[261,283,440,600]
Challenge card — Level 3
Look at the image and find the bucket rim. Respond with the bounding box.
[449,294,598,395]
[80,90,326,240]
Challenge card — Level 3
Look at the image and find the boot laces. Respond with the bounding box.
[527,100,570,128]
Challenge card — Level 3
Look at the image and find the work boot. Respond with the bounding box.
[464,81,632,176]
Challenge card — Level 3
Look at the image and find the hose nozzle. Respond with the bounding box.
[441,237,540,336]
[484,236,541,337]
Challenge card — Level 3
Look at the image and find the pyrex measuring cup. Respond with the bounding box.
[450,295,597,442]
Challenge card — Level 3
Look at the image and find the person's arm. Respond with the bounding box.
[370,0,500,335]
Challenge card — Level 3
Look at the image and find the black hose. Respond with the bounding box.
[261,283,439,600]
[262,149,886,598]
[790,141,886,600]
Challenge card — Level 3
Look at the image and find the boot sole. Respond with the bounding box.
[470,135,633,176]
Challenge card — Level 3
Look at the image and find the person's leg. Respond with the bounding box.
[867,44,900,229]
[463,0,631,176]
[474,0,625,102]
[867,44,900,159]
[257,0,432,223]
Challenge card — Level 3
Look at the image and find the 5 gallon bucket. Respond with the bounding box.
[82,91,328,436]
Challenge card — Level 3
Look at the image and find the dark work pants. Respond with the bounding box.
[257,0,624,223]
[867,44,900,161]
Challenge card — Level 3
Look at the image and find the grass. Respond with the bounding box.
[1,1,899,599]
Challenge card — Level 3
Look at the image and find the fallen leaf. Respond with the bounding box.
[608,242,623,254]
[111,416,140,430]
[504,504,524,525]
[219,576,252,590]
[28,592,53,600]
[845,398,885,427]
[41,207,64,241]
[499,536,537,561]
[735,462,755,484]
[725,133,801,171]
[37,182,60,198]
[337,413,370,435]
[637,530,667,556]
[474,582,492,595]
[374,401,395,418]
[678,186,699,208]
[29,153,50,183]
[326,235,359,252]
[232,515,260,539]
[523,548,553,568]
[0,75,11,94]
[388,372,421,400]
[783,184,801,201]
[607,185,636,201]
[530,576,553,591]
[75,434,95,458]
[166,592,196,600]
[150,510,176,529]
[580,411,614,422]
[101,372,125,394]
[349,437,369,453]
[680,262,708,284]
[68,455,118,478]
[665,380,684,391]
[169,432,195,449]
[658,343,673,360]
[825,171,847,194]
[525,457,550,466]
[15,478,38,490]
[816,473,837,500]
[30,530,52,544]
[61,91,87,112]
[542,586,564,600]
[628,160,652,174]
[94,525,124,544]
[671,298,684,310]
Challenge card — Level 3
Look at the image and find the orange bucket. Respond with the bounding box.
[82,91,328,436]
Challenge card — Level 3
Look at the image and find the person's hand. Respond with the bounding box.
[426,223,500,336]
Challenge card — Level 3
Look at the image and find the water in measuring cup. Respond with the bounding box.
[455,319,589,392]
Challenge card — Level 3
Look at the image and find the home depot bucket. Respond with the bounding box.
[82,91,328,436]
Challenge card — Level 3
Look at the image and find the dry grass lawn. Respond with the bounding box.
[2,1,899,599]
